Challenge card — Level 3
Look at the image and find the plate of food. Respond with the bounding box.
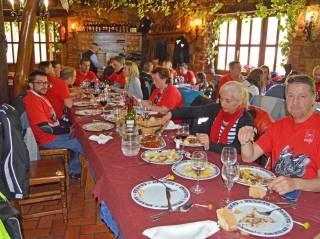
[141,149,183,165]
[73,101,97,107]
[103,114,116,123]
[131,180,190,210]
[140,135,166,150]
[172,160,220,180]
[82,121,113,132]
[75,109,101,116]
[226,199,293,237]
[238,166,276,187]
[174,135,203,147]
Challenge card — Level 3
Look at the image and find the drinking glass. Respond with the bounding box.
[99,93,108,117]
[221,162,240,204]
[190,151,207,194]
[221,146,237,165]
[176,123,189,155]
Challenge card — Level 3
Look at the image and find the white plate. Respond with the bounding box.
[165,121,182,130]
[174,135,203,147]
[103,114,116,123]
[227,199,293,237]
[131,180,190,210]
[75,109,101,116]
[73,101,97,107]
[172,160,220,180]
[82,122,113,132]
[140,137,166,150]
[238,166,276,187]
[141,149,183,165]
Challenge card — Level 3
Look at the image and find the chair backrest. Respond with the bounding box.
[177,86,203,106]
[248,105,274,136]
[250,95,288,120]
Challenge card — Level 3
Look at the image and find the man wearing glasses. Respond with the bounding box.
[23,71,83,180]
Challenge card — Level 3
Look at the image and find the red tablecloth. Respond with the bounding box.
[71,110,320,239]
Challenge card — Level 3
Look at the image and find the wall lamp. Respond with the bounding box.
[190,17,203,39]
[9,0,24,21]
[39,0,49,20]
[304,11,316,41]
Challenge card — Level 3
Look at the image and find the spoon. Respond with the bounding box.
[150,203,194,221]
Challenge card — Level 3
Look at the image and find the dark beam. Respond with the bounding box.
[0,0,9,104]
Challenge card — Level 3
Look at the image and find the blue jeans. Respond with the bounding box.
[42,134,84,174]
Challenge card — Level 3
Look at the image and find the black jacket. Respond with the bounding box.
[171,103,254,153]
[172,36,190,68]
[82,50,98,74]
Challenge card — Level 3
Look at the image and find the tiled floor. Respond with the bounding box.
[21,180,115,239]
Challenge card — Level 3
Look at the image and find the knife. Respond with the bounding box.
[151,176,173,211]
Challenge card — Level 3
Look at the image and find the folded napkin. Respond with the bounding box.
[89,134,113,144]
[165,120,181,130]
[143,220,219,239]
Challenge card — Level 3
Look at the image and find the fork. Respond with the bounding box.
[256,205,294,216]
[150,176,176,192]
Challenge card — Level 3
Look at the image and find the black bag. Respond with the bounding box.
[0,192,24,239]
[0,104,30,199]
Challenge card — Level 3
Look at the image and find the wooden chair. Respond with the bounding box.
[15,157,68,222]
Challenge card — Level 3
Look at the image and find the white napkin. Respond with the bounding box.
[143,220,219,239]
[88,134,113,144]
[165,120,181,130]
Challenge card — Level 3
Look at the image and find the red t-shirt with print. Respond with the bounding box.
[108,69,126,88]
[74,69,97,87]
[256,112,320,179]
[178,70,195,85]
[23,91,58,146]
[149,84,183,110]
[46,76,70,119]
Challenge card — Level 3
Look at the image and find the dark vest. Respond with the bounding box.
[82,50,98,74]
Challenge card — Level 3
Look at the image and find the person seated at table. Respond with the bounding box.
[140,61,154,100]
[82,42,101,75]
[61,67,76,87]
[108,55,126,88]
[45,65,73,121]
[238,75,320,194]
[217,61,243,98]
[23,70,84,180]
[74,57,98,87]
[123,60,143,99]
[161,81,253,153]
[140,67,183,114]
[163,60,177,80]
[260,65,273,94]
[312,65,320,102]
[39,61,56,80]
[243,68,263,98]
[177,63,196,85]
[51,60,63,78]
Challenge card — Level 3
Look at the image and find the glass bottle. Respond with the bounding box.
[125,97,136,130]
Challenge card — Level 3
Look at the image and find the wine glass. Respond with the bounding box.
[221,146,237,165]
[221,162,240,204]
[176,123,189,155]
[190,151,207,194]
[99,93,108,117]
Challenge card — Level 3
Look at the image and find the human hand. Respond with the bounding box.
[160,112,172,126]
[238,126,255,145]
[267,176,298,195]
[196,133,209,150]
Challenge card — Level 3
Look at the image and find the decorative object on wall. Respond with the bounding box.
[189,17,203,39]
[39,0,49,20]
[59,25,67,43]
[304,9,316,41]
[9,0,24,21]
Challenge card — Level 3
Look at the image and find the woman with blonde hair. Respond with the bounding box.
[123,60,143,99]
[162,81,253,153]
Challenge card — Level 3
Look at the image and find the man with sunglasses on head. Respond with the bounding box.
[23,71,84,180]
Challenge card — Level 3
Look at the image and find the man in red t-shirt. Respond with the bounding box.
[312,65,320,102]
[141,67,183,114]
[238,75,320,194]
[177,63,196,85]
[217,61,243,96]
[23,70,84,179]
[108,55,126,88]
[74,57,98,87]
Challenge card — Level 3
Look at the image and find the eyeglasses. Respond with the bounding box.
[32,81,49,86]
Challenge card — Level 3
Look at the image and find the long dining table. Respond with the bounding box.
[70,105,320,239]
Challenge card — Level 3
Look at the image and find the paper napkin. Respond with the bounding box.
[89,134,113,144]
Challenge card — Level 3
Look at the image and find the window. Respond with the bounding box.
[216,16,287,74]
[5,20,61,64]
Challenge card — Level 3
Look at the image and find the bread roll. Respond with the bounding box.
[216,208,237,231]
[249,185,267,199]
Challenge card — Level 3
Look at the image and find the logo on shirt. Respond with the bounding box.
[304,129,316,144]
[274,145,310,178]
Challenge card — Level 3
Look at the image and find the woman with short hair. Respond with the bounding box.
[162,81,254,153]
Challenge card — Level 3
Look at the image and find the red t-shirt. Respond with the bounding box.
[46,76,71,119]
[316,82,320,102]
[108,69,126,88]
[217,74,234,95]
[74,69,97,87]
[257,113,320,179]
[178,70,195,85]
[23,91,58,146]
[149,84,183,110]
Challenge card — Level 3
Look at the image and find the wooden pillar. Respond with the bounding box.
[0,0,9,104]
[13,0,38,97]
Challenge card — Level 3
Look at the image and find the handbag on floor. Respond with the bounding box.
[0,192,24,239]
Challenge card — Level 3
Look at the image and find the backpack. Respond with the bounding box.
[0,103,30,199]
